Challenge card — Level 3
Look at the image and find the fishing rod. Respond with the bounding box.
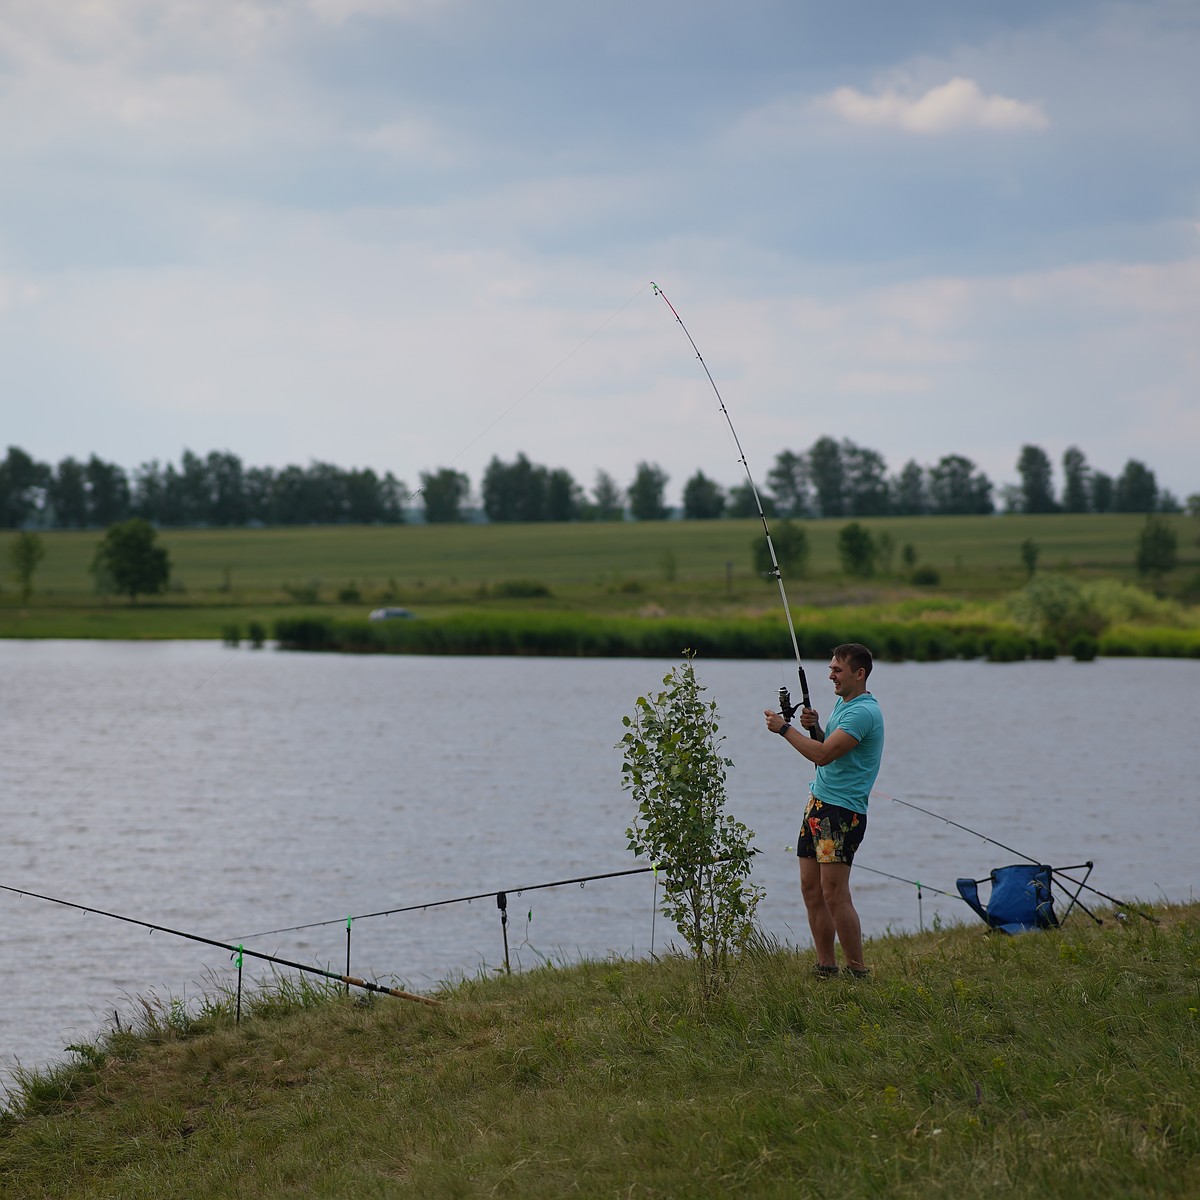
[239,865,656,940]
[887,796,1158,924]
[0,880,441,1007]
[652,283,811,724]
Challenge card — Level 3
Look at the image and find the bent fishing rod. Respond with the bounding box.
[0,880,442,1007]
[887,796,1158,924]
[652,282,811,724]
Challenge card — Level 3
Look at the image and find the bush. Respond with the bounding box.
[911,566,940,587]
[621,658,761,997]
[955,632,981,659]
[247,621,266,649]
[837,521,876,577]
[752,520,809,580]
[491,579,553,599]
[274,617,337,650]
[985,634,1028,663]
[1030,637,1058,660]
[1008,573,1107,651]
[1069,633,1099,662]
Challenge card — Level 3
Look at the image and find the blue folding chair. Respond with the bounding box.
[956,862,1094,934]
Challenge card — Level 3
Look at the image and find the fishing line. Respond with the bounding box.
[651,283,811,718]
[407,281,652,502]
[0,646,241,873]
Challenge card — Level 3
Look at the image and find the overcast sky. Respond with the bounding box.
[1,0,1197,505]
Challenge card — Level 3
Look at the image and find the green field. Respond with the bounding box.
[3,903,1197,1198]
[2,513,1196,642]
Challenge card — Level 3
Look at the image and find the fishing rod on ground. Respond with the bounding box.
[651,283,812,727]
[0,880,441,1008]
[885,795,1158,925]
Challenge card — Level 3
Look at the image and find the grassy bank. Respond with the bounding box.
[3,514,1197,652]
[2,904,1197,1198]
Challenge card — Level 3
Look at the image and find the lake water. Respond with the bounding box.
[1,641,1196,1095]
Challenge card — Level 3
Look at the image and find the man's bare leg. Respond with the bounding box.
[819,862,865,971]
[798,857,836,967]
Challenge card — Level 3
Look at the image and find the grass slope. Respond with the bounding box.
[3,513,1197,644]
[3,904,1197,1199]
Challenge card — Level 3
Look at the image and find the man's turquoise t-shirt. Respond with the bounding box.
[810,692,884,815]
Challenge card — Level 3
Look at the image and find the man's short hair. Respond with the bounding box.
[832,642,873,679]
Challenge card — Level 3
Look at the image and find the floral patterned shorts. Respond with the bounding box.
[797,793,867,865]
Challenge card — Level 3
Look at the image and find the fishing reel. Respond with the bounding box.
[778,686,798,723]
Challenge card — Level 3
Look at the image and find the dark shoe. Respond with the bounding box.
[812,963,839,979]
[844,966,871,979]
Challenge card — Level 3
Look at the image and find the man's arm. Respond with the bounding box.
[764,708,859,767]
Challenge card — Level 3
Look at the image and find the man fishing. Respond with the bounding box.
[764,642,884,978]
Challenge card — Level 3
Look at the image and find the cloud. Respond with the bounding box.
[306,0,453,23]
[835,371,932,396]
[820,76,1048,134]
[353,117,464,167]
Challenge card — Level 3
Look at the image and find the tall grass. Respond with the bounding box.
[276,610,1200,661]
[2,905,1197,1198]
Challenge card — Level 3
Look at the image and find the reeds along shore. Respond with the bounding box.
[272,611,1200,661]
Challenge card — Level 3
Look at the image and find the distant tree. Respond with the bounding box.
[131,460,166,523]
[482,455,518,521]
[418,468,471,523]
[1090,470,1114,513]
[509,453,548,522]
[1020,538,1040,578]
[90,518,170,602]
[49,457,89,527]
[483,453,576,522]
[589,469,624,521]
[1136,515,1177,586]
[807,437,845,518]
[901,542,918,571]
[1114,460,1158,513]
[876,530,895,575]
[178,449,211,524]
[545,468,583,522]
[242,465,277,524]
[377,471,408,524]
[0,446,50,528]
[891,460,928,516]
[727,481,775,518]
[928,455,994,515]
[628,462,670,521]
[682,471,726,520]
[9,530,46,601]
[1016,445,1057,513]
[751,520,808,578]
[765,450,811,518]
[1187,494,1200,520]
[998,483,1023,514]
[206,451,247,526]
[842,441,890,517]
[1157,490,1182,514]
[1061,446,1090,513]
[837,521,877,577]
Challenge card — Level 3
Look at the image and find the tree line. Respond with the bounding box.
[0,448,407,529]
[0,439,1187,529]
